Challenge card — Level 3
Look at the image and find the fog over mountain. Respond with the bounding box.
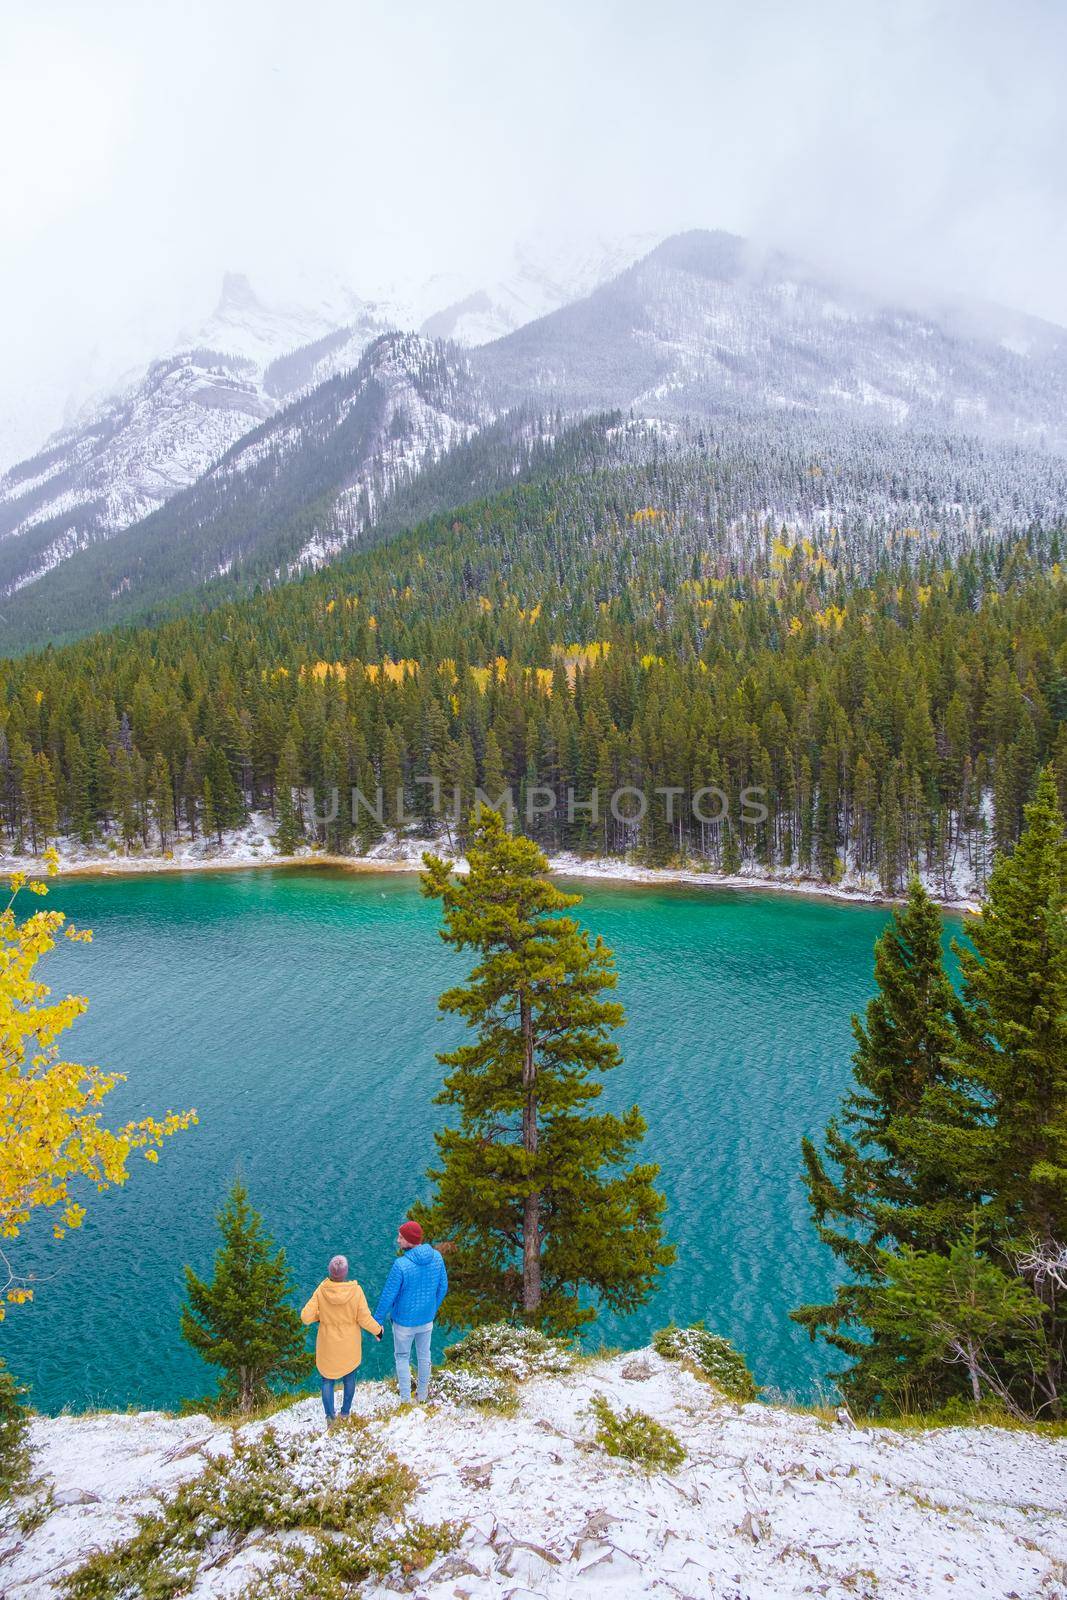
[2,0,1064,468]
[2,222,1067,652]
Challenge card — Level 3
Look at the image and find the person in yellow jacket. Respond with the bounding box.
[301,1254,382,1423]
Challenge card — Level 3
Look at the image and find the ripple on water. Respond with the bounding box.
[2,869,957,1412]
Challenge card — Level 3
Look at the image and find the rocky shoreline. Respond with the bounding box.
[0,816,981,913]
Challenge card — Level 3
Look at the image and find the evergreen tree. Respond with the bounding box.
[149,752,175,852]
[480,728,507,811]
[112,748,139,850]
[201,776,219,846]
[0,1357,30,1498]
[0,432,1062,884]
[416,808,674,1333]
[273,737,303,855]
[66,733,94,846]
[932,766,1067,1414]
[380,725,405,828]
[180,1180,311,1413]
[203,747,245,835]
[864,1220,1047,1418]
[794,879,967,1409]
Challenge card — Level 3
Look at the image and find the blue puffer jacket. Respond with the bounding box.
[373,1243,448,1328]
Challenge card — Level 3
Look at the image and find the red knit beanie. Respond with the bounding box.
[398,1220,423,1246]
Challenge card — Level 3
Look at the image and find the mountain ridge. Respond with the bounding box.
[2,227,1066,650]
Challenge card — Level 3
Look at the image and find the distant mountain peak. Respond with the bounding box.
[644,228,749,279]
[215,272,262,315]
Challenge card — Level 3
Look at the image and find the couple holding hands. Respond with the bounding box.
[301,1219,448,1420]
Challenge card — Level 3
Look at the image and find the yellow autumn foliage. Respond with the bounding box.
[315,661,347,680]
[557,642,611,667]
[365,658,419,684]
[0,852,196,1315]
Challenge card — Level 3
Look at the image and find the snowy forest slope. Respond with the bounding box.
[1,229,1067,651]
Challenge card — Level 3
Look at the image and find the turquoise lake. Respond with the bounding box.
[1,867,955,1414]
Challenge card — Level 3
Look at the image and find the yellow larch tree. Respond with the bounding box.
[0,851,196,1315]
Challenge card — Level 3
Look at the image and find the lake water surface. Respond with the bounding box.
[2,868,951,1413]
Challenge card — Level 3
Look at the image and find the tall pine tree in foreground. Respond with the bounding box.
[181,1180,311,1413]
[416,808,674,1334]
[794,878,969,1410]
[798,770,1067,1418]
[930,766,1067,1415]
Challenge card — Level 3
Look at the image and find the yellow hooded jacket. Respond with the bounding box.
[301,1278,382,1380]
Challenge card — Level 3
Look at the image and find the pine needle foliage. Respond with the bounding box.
[797,771,1067,1418]
[587,1393,686,1472]
[652,1324,758,1401]
[416,808,673,1334]
[794,878,968,1408]
[180,1181,312,1413]
[0,1356,30,1500]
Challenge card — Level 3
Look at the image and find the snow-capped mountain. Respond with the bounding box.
[0,354,268,591]
[0,273,397,583]
[419,232,662,344]
[0,237,654,594]
[175,270,372,370]
[195,329,495,574]
[479,230,1067,448]
[2,226,1067,651]
[0,332,511,645]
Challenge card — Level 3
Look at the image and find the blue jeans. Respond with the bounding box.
[320,1369,357,1419]
[393,1321,433,1402]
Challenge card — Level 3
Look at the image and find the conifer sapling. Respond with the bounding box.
[181,1180,311,1413]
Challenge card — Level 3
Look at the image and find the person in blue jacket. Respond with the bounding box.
[373,1219,448,1403]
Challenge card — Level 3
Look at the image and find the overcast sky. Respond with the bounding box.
[2,0,1064,463]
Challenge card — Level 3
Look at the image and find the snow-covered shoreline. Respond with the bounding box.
[0,816,981,913]
[3,1348,1064,1599]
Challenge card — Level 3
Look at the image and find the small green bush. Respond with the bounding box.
[653,1323,759,1402]
[443,1323,574,1381]
[432,1366,516,1412]
[0,1357,31,1500]
[587,1394,686,1472]
[62,1424,454,1600]
[243,1520,456,1600]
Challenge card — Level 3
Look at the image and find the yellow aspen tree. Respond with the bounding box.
[0,850,196,1314]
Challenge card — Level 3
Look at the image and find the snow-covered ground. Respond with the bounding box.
[0,818,983,912]
[2,1349,1064,1599]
